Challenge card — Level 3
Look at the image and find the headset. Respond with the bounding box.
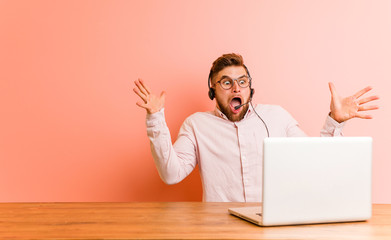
[207,64,270,137]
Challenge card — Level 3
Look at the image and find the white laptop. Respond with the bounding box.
[229,137,372,226]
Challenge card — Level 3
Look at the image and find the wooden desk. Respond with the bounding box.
[0,202,390,239]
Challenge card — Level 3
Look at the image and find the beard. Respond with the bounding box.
[216,97,250,122]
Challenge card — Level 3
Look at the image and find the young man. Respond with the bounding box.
[133,53,379,202]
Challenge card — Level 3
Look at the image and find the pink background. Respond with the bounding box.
[0,0,390,203]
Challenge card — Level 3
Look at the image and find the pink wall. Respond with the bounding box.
[0,0,390,203]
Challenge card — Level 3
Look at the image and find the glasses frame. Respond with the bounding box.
[215,75,252,90]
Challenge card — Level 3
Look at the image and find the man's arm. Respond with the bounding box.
[318,82,380,137]
[328,82,379,123]
[320,114,345,137]
[285,112,345,137]
[146,109,197,184]
[285,81,379,137]
[322,82,379,136]
[134,79,197,184]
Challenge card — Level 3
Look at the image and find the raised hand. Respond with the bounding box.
[329,82,379,123]
[133,78,166,114]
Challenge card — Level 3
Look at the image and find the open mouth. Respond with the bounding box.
[230,97,242,113]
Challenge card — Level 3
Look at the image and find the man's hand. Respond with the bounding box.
[329,82,379,123]
[133,78,166,114]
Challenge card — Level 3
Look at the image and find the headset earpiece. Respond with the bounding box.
[245,65,255,99]
[208,87,215,100]
[208,70,215,100]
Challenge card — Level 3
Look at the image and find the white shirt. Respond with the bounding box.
[146,104,345,202]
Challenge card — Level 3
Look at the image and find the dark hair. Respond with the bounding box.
[209,53,245,83]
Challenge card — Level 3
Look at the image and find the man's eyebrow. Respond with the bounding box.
[220,74,246,79]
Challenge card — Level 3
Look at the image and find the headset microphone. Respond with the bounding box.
[234,87,254,110]
[234,101,249,110]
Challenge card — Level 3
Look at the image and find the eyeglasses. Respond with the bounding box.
[216,76,251,90]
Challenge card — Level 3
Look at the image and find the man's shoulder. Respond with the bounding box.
[179,111,218,131]
[185,111,216,121]
[254,104,287,114]
[253,104,296,123]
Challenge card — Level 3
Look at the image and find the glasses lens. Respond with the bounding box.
[220,78,233,90]
[238,77,249,88]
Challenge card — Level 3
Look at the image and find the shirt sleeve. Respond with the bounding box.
[146,108,197,185]
[279,106,345,137]
[275,106,307,137]
[286,119,308,137]
[320,113,346,137]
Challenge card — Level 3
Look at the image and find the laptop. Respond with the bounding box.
[228,137,372,226]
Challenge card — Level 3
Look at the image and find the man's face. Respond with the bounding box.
[213,66,251,122]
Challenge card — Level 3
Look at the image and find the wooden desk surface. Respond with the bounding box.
[0,202,390,239]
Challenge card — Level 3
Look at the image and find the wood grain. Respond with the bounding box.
[0,202,390,239]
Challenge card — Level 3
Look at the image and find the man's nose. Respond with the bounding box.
[232,80,241,92]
